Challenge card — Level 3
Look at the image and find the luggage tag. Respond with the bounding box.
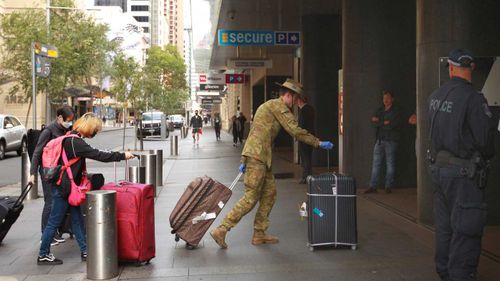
[192,212,217,224]
[299,202,308,220]
[313,207,324,218]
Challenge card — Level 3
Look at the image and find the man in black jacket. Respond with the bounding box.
[365,90,401,194]
[190,110,203,145]
[297,95,315,184]
[29,106,75,245]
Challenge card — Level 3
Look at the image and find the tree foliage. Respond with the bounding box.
[0,0,115,101]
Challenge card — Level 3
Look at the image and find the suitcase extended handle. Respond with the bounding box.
[14,183,33,208]
[229,172,243,191]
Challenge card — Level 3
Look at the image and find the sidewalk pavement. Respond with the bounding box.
[0,127,498,281]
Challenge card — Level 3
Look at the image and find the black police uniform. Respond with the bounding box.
[428,76,495,281]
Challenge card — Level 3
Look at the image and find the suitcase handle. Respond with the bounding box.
[14,183,33,208]
[229,172,243,191]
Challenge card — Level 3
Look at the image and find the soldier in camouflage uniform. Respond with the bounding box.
[210,79,334,249]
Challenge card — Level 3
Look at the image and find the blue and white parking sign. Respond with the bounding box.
[219,29,300,46]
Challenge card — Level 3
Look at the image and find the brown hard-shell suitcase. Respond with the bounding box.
[170,173,242,248]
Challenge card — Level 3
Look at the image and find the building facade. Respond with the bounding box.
[165,0,183,54]
[95,0,127,12]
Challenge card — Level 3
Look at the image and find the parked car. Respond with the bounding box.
[0,114,27,160]
[169,114,185,128]
[137,111,170,139]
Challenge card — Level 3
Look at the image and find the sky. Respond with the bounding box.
[186,0,212,47]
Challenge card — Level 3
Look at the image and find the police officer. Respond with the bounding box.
[210,79,334,249]
[428,48,495,281]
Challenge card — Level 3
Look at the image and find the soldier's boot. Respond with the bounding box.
[210,225,228,249]
[251,230,279,245]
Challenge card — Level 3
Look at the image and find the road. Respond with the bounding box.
[0,127,137,187]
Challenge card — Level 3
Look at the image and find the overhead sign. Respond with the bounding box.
[197,91,220,96]
[218,29,300,46]
[228,59,272,69]
[226,74,245,84]
[201,98,222,105]
[199,73,225,85]
[200,84,226,91]
[33,42,58,58]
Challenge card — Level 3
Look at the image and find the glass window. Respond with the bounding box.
[11,117,21,126]
[142,113,163,121]
[134,16,149,22]
[143,27,149,33]
[4,117,13,128]
[131,5,149,11]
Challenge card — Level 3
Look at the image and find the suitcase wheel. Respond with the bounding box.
[351,245,357,250]
[174,234,180,242]
[185,243,196,250]
[309,246,315,252]
[146,259,152,264]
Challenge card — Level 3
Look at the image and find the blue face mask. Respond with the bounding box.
[62,121,73,129]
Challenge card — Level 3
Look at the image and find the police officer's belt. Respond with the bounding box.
[435,150,471,168]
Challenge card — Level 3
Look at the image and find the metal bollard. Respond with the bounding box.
[127,166,146,183]
[21,152,38,200]
[140,154,157,196]
[170,136,178,156]
[150,149,163,188]
[86,190,118,280]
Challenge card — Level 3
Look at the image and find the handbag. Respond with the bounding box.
[61,142,92,206]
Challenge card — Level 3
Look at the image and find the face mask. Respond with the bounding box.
[62,121,72,129]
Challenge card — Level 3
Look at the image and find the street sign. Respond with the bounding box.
[228,59,272,69]
[33,42,58,58]
[218,30,300,46]
[225,74,245,84]
[201,98,222,105]
[200,84,226,91]
[199,73,225,85]
[197,91,220,96]
[35,56,52,78]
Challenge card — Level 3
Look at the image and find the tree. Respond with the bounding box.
[143,45,188,114]
[0,0,115,103]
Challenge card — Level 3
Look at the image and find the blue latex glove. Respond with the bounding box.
[239,163,246,174]
[319,141,334,150]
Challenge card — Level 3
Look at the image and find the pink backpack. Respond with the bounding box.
[41,134,80,184]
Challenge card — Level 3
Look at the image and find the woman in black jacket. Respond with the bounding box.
[37,113,134,265]
[29,105,75,245]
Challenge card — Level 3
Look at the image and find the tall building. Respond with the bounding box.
[165,0,184,54]
[95,0,127,12]
[128,0,167,47]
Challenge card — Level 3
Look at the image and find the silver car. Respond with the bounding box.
[0,114,27,160]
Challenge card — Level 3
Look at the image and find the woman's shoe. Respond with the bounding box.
[81,251,87,262]
[37,253,63,265]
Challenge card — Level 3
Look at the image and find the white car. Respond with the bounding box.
[0,114,27,160]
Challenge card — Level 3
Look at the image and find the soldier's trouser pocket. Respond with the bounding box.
[453,202,488,237]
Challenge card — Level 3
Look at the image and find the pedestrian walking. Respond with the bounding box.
[296,95,315,184]
[230,115,240,146]
[29,105,75,246]
[428,48,495,281]
[209,78,334,249]
[213,112,222,141]
[365,90,401,194]
[190,110,203,145]
[237,112,247,144]
[37,113,135,265]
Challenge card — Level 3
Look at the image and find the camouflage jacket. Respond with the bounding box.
[242,97,320,168]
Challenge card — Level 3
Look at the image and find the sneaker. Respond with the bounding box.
[37,253,63,265]
[53,234,65,243]
[364,188,377,194]
[51,238,60,247]
[81,251,87,262]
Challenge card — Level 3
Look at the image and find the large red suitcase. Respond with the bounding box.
[170,173,242,248]
[102,181,155,264]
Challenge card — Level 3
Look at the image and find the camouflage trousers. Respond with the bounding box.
[221,158,277,232]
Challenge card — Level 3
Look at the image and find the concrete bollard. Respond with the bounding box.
[140,154,157,196]
[127,166,146,184]
[21,152,38,200]
[86,190,118,280]
[170,136,178,156]
[150,149,163,188]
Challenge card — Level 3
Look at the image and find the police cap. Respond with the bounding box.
[447,48,474,68]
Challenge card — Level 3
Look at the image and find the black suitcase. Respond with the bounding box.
[307,172,358,251]
[0,184,33,243]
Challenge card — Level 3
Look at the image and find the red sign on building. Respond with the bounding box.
[225,74,245,84]
[199,75,207,83]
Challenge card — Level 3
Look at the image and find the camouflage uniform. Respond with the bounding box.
[221,97,320,232]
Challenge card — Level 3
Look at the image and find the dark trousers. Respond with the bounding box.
[40,168,52,233]
[299,144,312,180]
[214,126,221,139]
[431,165,487,281]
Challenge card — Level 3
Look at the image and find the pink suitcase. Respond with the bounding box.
[101,161,155,264]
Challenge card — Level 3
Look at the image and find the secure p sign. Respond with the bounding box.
[275,32,287,44]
